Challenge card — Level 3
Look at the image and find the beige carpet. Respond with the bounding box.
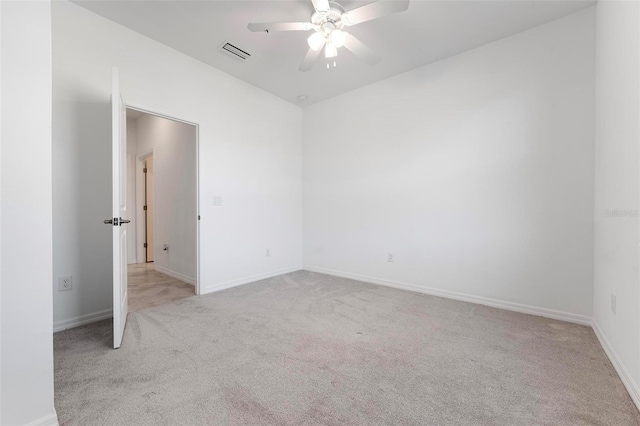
[54,271,640,425]
[128,263,194,312]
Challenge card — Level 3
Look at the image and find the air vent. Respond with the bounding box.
[218,42,251,61]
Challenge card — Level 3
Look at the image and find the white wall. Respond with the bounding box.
[593,0,640,409]
[0,1,57,424]
[52,1,302,329]
[302,8,595,324]
[135,114,197,282]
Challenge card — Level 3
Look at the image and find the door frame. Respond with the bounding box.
[137,151,154,263]
[126,104,201,296]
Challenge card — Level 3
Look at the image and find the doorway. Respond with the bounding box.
[125,107,199,312]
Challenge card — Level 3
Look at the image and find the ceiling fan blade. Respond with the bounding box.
[248,22,312,32]
[343,0,410,26]
[312,0,330,12]
[343,34,380,65]
[299,44,325,72]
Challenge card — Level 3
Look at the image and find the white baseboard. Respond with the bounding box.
[303,265,592,326]
[27,410,59,426]
[202,266,302,295]
[53,309,113,333]
[592,320,640,412]
[154,264,195,285]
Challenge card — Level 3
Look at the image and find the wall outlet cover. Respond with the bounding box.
[59,276,72,291]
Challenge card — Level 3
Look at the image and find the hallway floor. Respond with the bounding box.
[128,263,195,312]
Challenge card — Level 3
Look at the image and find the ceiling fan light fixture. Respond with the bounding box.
[325,42,337,58]
[307,32,325,51]
[330,29,347,48]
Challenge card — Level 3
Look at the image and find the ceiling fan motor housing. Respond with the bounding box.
[312,2,346,36]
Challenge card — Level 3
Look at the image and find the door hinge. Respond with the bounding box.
[198,215,201,220]
[143,168,148,173]
[143,205,147,210]
[144,243,147,248]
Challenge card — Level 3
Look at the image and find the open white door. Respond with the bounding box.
[109,67,129,349]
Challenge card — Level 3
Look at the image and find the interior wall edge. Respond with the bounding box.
[303,266,592,326]
[592,320,640,412]
[1,0,55,424]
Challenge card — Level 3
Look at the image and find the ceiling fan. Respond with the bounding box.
[248,0,410,71]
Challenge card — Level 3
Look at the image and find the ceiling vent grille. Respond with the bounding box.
[218,42,251,61]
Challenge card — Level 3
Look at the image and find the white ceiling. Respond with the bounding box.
[71,0,595,106]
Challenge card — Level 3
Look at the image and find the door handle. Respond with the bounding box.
[103,218,129,226]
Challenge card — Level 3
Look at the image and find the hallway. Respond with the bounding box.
[128,263,194,312]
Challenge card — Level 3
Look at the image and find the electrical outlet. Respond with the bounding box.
[266,248,271,257]
[387,252,394,263]
[59,276,72,291]
[611,294,616,314]
[213,196,223,206]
